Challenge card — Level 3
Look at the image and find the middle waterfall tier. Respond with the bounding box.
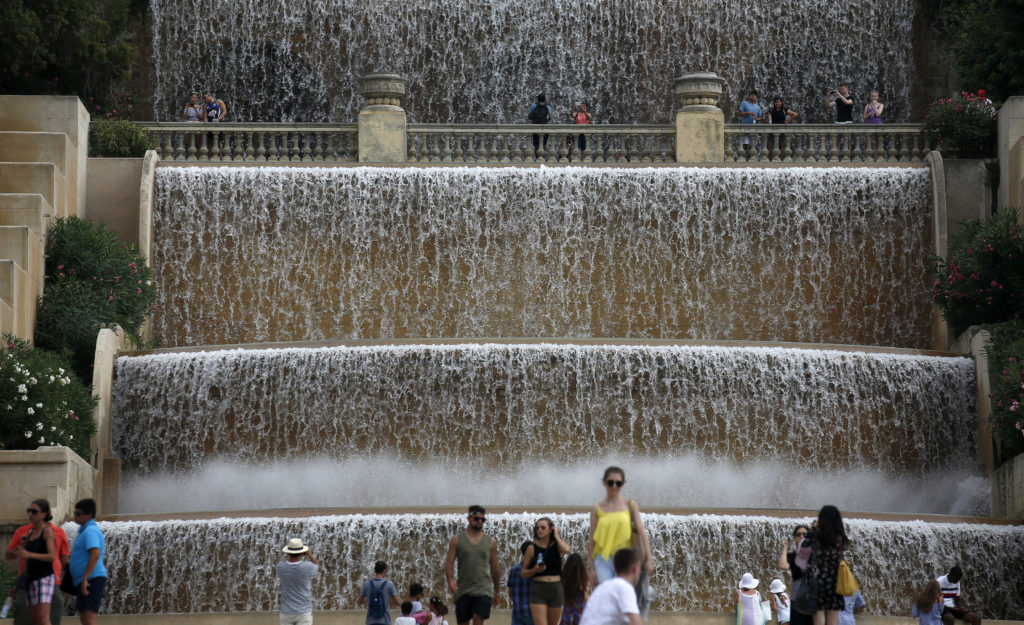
[111,342,980,513]
[151,166,934,348]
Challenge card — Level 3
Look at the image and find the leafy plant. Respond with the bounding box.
[931,208,1024,336]
[921,91,997,159]
[984,321,1024,462]
[88,118,156,157]
[35,217,156,380]
[0,334,96,461]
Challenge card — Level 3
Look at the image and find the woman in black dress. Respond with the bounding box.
[778,524,813,625]
[809,506,847,625]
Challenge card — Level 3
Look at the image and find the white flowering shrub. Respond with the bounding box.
[0,334,96,460]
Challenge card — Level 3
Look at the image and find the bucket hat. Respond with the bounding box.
[739,573,759,589]
[769,579,786,594]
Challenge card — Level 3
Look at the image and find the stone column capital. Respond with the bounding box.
[359,73,408,109]
[674,72,725,111]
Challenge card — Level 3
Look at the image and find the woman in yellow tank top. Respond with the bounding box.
[586,466,653,586]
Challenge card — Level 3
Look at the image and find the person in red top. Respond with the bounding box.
[569,102,592,160]
[5,499,71,625]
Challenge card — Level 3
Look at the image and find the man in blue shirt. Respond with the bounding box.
[70,499,107,625]
[506,541,534,625]
[737,90,762,154]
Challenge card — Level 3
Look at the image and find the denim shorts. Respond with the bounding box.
[593,555,615,584]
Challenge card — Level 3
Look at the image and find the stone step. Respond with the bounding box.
[0,193,51,238]
[0,225,44,298]
[0,161,64,218]
[0,258,33,340]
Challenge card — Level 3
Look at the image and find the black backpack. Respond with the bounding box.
[367,579,388,619]
[530,104,550,124]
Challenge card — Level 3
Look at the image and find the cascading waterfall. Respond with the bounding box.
[88,514,1024,617]
[150,166,934,348]
[148,0,916,123]
[111,343,983,514]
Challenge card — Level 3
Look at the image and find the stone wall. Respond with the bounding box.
[0,446,95,525]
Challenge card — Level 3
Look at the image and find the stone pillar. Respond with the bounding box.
[358,74,408,163]
[674,72,726,163]
[91,326,126,514]
[997,96,1024,208]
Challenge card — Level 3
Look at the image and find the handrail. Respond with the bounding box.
[143,122,932,165]
[406,123,676,164]
[723,123,930,163]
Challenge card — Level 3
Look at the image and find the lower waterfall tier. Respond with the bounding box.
[88,513,1023,618]
[150,166,934,347]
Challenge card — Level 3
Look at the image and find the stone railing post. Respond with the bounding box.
[358,73,408,163]
[674,72,725,163]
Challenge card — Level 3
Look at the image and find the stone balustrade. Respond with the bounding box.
[144,72,931,165]
[149,120,937,162]
[147,122,932,165]
[148,123,359,162]
[724,123,931,164]
[406,123,676,164]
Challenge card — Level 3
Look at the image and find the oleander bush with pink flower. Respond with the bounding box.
[984,322,1024,461]
[921,90,997,159]
[34,217,156,381]
[0,335,96,460]
[932,209,1024,335]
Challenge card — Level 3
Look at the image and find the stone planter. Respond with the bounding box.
[0,446,95,524]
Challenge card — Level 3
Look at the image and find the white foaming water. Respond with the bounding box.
[150,166,934,348]
[148,0,916,123]
[111,344,976,477]
[117,455,990,516]
[94,513,1024,617]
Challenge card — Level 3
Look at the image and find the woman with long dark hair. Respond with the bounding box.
[808,505,848,625]
[777,524,813,625]
[11,499,57,625]
[559,553,589,625]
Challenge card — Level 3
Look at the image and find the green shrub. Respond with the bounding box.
[984,321,1024,462]
[0,334,96,461]
[932,209,1024,335]
[88,118,156,157]
[35,217,156,380]
[921,91,997,159]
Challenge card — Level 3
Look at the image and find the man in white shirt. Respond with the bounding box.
[579,549,642,625]
[276,538,321,625]
[936,566,981,625]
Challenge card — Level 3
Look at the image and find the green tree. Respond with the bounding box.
[928,0,1024,102]
[0,0,139,114]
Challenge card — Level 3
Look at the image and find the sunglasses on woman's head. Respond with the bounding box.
[606,480,623,487]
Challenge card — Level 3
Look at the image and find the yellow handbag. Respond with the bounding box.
[836,560,859,596]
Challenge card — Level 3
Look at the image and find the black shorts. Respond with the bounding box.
[455,595,492,623]
[75,577,106,614]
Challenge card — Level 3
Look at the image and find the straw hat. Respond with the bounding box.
[739,573,759,589]
[282,538,309,554]
[769,579,786,594]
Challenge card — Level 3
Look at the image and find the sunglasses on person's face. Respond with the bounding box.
[606,480,624,488]
[27,508,41,515]
[795,531,807,538]
[470,516,486,522]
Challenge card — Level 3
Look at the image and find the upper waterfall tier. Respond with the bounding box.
[151,166,933,348]
[148,0,916,123]
[85,513,1024,617]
